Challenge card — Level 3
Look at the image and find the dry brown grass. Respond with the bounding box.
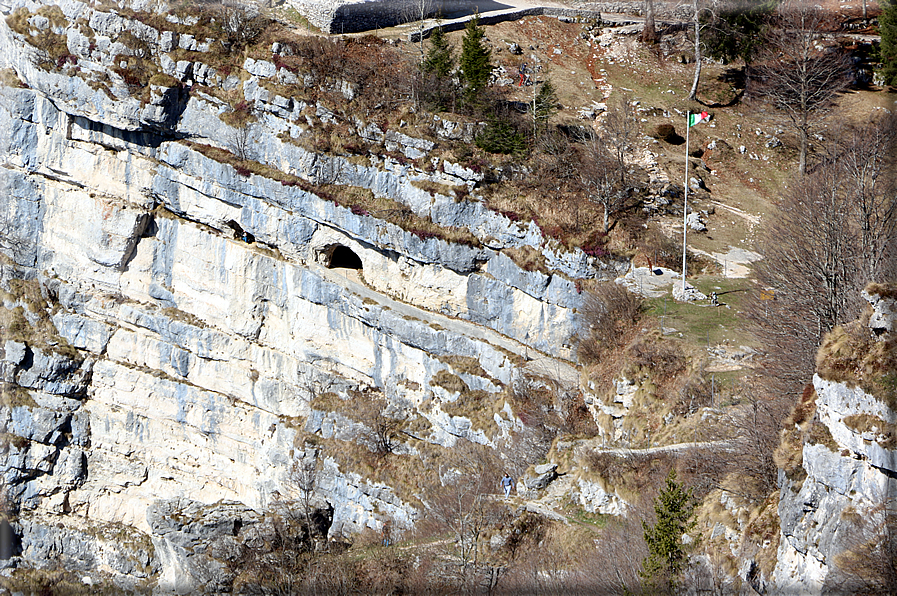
[843,414,897,450]
[865,282,897,301]
[817,320,897,411]
[578,282,644,364]
[0,279,80,361]
[410,179,459,198]
[430,370,468,394]
[441,389,505,434]
[806,420,839,451]
[1,382,37,409]
[503,245,549,275]
[436,354,489,380]
[774,384,818,476]
[0,68,27,88]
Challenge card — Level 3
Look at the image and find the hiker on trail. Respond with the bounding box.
[710,292,719,307]
[381,519,392,546]
[501,473,514,498]
[518,63,527,87]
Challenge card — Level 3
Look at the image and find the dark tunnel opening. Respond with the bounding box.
[328,245,363,270]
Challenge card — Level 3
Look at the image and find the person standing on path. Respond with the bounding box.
[501,473,514,498]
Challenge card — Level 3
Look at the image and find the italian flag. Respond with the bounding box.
[688,111,710,127]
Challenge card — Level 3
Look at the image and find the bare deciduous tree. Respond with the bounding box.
[603,93,641,185]
[403,0,436,63]
[425,443,511,594]
[746,112,897,400]
[828,112,897,281]
[577,94,638,233]
[750,0,851,174]
[357,396,404,458]
[688,0,703,100]
[291,448,320,544]
[227,122,255,162]
[579,134,624,235]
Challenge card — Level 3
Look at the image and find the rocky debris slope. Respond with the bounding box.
[0,0,629,590]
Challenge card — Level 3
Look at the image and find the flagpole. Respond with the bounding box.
[682,112,689,296]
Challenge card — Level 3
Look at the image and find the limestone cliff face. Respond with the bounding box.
[0,0,627,590]
[773,290,897,595]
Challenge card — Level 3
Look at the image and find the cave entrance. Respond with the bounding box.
[327,245,363,270]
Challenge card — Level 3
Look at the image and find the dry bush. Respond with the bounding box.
[587,451,674,497]
[500,522,596,595]
[578,282,644,364]
[627,336,686,383]
[417,442,513,593]
[215,2,270,51]
[574,498,654,595]
[669,372,713,418]
[731,390,793,498]
[351,547,427,595]
[828,502,897,595]
[677,447,739,501]
[353,395,405,459]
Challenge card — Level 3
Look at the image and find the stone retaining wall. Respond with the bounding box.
[288,0,691,35]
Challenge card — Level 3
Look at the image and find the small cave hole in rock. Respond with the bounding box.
[328,245,363,270]
[226,220,254,243]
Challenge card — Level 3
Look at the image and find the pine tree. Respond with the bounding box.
[459,14,492,103]
[533,79,558,137]
[640,469,697,592]
[881,0,897,86]
[423,25,453,77]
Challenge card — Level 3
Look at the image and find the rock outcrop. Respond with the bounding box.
[0,0,628,589]
[773,286,897,594]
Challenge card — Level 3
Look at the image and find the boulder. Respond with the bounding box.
[863,284,897,335]
[525,463,558,490]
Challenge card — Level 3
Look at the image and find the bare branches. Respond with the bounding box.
[217,2,270,52]
[750,0,851,174]
[747,112,897,399]
[226,122,256,162]
[402,0,436,63]
[576,94,639,233]
[578,282,644,364]
[356,396,404,458]
[291,451,320,544]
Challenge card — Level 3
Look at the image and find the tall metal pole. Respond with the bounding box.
[682,112,690,296]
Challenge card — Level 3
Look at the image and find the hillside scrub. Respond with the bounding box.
[745,112,897,402]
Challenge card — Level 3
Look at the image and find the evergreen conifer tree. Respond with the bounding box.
[533,79,558,136]
[459,15,492,103]
[423,25,454,77]
[881,0,897,86]
[640,469,697,592]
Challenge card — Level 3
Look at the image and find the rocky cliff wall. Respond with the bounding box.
[0,0,629,589]
[773,290,897,594]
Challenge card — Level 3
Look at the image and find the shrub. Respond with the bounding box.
[476,119,526,154]
[578,283,644,363]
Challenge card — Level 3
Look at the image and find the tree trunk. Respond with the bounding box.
[799,126,808,176]
[642,0,658,43]
[688,0,701,101]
